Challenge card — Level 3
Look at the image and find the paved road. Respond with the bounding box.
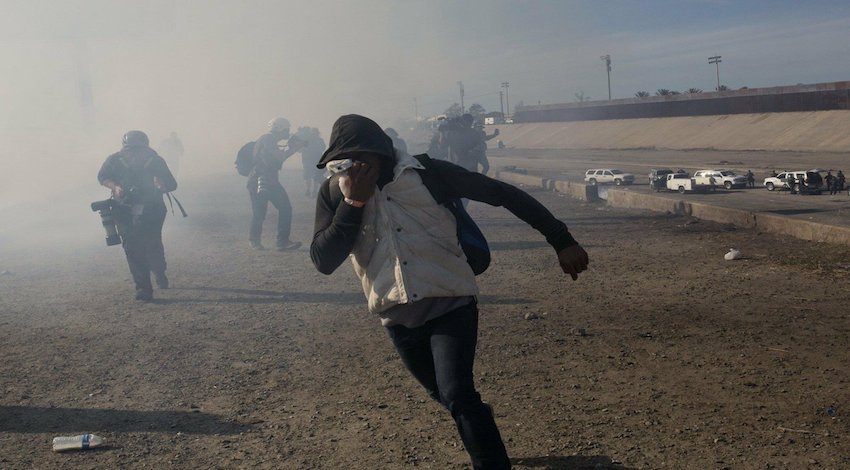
[489,150,850,228]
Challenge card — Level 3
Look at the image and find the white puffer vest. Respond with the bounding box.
[350,152,479,314]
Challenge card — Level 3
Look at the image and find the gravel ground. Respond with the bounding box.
[1,170,849,469]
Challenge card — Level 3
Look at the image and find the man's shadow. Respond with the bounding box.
[157,287,364,305]
[0,406,246,435]
[513,455,636,469]
[158,287,533,306]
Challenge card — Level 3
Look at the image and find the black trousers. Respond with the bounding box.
[248,183,292,246]
[387,302,510,470]
[118,204,167,294]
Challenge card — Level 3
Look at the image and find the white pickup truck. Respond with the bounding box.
[665,173,711,193]
[692,170,748,189]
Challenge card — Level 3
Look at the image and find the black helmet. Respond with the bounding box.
[122,130,150,148]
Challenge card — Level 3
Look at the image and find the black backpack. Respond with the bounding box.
[412,154,491,275]
[235,141,256,176]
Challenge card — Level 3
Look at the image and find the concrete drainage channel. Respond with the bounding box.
[495,170,850,246]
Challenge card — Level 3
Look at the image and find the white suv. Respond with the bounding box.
[692,170,748,189]
[584,169,635,186]
[764,171,824,194]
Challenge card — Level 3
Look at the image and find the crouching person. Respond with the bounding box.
[310,115,588,469]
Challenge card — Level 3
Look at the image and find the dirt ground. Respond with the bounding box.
[1,168,849,469]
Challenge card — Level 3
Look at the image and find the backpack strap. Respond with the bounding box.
[411,153,454,205]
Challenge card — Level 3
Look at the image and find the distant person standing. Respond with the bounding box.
[158,131,184,176]
[826,171,835,194]
[786,173,797,194]
[746,170,755,188]
[247,117,306,251]
[448,114,488,174]
[427,119,451,161]
[470,122,499,175]
[297,127,327,198]
[98,131,177,301]
[836,170,846,194]
[384,127,408,154]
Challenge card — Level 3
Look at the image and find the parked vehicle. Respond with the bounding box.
[763,170,824,194]
[584,169,635,186]
[665,173,711,193]
[649,168,674,189]
[692,170,748,189]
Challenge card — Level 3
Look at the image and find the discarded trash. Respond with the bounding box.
[826,406,837,417]
[52,434,104,452]
[724,248,742,261]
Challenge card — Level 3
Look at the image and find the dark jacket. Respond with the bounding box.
[310,114,577,275]
[98,147,177,206]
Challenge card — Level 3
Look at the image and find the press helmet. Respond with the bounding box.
[268,117,291,133]
[122,130,150,148]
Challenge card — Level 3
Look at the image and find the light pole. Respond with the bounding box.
[501,81,510,118]
[499,90,505,120]
[708,55,722,91]
[600,54,612,100]
[458,81,465,113]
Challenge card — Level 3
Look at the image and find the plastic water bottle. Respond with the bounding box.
[52,434,104,452]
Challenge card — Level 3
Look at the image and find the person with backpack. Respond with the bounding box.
[243,117,306,251]
[295,127,327,198]
[98,130,178,301]
[310,114,588,470]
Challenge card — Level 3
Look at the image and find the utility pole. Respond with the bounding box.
[458,81,465,113]
[708,55,722,91]
[600,54,612,100]
[501,81,510,118]
[499,90,505,120]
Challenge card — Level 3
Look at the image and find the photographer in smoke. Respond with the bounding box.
[97,130,177,302]
[247,117,306,251]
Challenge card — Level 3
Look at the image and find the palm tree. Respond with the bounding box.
[635,91,650,98]
[718,85,729,91]
[687,88,703,94]
[574,91,591,102]
[656,89,672,96]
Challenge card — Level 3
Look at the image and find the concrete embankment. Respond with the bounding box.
[496,170,850,246]
[489,110,850,153]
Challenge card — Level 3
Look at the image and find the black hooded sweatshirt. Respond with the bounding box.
[310,114,577,276]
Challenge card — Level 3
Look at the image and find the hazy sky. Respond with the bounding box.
[1,0,849,207]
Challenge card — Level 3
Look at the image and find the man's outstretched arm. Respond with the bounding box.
[430,159,589,279]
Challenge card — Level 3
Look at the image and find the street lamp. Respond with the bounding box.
[708,55,722,91]
[501,81,510,119]
[458,81,465,113]
[600,55,612,100]
[499,90,504,119]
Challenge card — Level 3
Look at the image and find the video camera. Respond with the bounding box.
[90,198,124,246]
[286,134,308,151]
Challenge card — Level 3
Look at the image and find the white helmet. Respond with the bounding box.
[268,117,290,133]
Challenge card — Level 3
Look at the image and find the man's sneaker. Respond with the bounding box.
[276,240,302,251]
[135,289,153,302]
[250,240,266,251]
[154,272,169,289]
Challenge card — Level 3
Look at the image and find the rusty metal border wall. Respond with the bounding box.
[515,81,850,123]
